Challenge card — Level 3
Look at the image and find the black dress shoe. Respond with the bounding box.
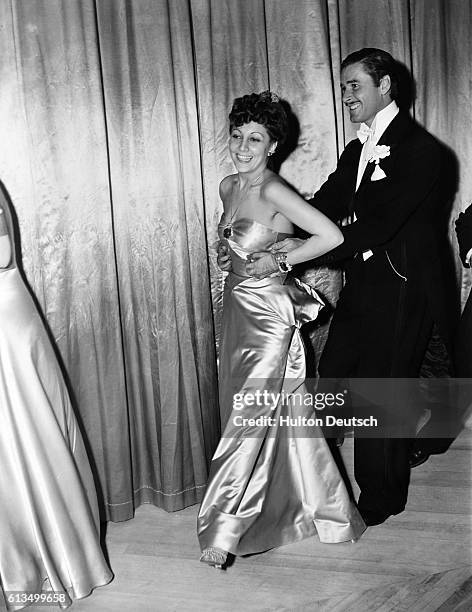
[409,448,430,468]
[359,508,391,527]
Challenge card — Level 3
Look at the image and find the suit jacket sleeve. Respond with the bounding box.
[455,203,472,267]
[312,135,441,265]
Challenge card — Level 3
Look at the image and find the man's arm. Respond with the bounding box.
[312,139,441,265]
[455,204,472,267]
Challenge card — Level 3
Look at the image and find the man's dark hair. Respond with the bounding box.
[341,48,399,101]
[229,91,288,143]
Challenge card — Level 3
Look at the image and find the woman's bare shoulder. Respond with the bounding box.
[261,172,291,202]
[219,174,237,200]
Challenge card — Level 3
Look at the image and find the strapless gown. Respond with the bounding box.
[197,218,365,556]
[0,266,112,609]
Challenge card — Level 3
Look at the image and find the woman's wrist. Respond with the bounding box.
[273,251,293,273]
[286,248,303,267]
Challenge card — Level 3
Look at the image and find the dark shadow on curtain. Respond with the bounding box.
[269,98,300,175]
[395,59,416,112]
[390,63,463,456]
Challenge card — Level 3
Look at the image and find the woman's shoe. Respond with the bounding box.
[200,547,228,569]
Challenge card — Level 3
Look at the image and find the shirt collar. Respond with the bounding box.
[369,100,399,143]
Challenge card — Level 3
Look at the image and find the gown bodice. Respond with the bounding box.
[218,217,293,278]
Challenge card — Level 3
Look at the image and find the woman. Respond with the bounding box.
[0,185,112,609]
[197,92,365,568]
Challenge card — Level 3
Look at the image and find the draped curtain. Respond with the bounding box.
[0,0,470,522]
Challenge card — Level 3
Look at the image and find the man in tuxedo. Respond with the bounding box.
[455,204,472,376]
[277,48,451,526]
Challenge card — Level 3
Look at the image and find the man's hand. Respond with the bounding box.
[217,242,232,272]
[271,237,305,253]
[456,204,472,267]
[246,252,278,279]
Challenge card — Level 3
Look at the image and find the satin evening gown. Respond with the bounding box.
[0,205,112,609]
[197,217,365,557]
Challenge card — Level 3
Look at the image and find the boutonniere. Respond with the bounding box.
[368,144,390,181]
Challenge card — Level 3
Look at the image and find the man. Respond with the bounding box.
[272,48,452,526]
[455,204,472,377]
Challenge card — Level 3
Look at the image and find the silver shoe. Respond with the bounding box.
[200,547,228,569]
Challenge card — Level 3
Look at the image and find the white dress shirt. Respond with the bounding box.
[355,100,399,259]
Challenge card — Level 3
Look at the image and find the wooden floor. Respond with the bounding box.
[7,431,472,612]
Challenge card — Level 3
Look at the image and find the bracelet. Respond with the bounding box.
[273,251,293,273]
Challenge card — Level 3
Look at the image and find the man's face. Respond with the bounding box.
[341,61,390,126]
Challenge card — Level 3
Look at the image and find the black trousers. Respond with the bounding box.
[318,254,433,517]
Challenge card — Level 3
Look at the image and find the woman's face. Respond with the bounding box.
[229,121,275,176]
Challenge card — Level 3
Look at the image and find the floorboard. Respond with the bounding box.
[4,430,471,612]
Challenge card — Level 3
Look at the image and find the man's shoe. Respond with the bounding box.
[359,508,391,527]
[409,448,430,468]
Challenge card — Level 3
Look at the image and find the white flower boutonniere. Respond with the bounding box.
[368,144,390,181]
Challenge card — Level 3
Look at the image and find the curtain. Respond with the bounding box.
[0,0,134,521]
[0,0,470,521]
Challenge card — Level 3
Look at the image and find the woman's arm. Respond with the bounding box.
[246,180,343,278]
[264,180,343,265]
[216,176,234,272]
[0,208,12,269]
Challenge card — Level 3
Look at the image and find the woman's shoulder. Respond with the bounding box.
[260,172,290,202]
[219,174,237,199]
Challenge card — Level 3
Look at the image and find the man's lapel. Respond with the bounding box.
[344,140,362,215]
[356,112,413,192]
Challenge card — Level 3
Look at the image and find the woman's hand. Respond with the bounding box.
[246,252,278,278]
[217,242,232,272]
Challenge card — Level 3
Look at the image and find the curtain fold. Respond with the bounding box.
[412,0,472,304]
[95,0,220,515]
[0,0,132,521]
[0,0,469,521]
[190,0,270,344]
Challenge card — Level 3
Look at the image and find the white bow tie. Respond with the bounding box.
[357,123,374,144]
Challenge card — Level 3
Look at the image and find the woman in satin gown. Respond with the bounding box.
[197,92,365,568]
[0,186,112,610]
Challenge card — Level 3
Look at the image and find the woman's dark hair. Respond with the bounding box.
[229,91,288,143]
[341,48,399,101]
